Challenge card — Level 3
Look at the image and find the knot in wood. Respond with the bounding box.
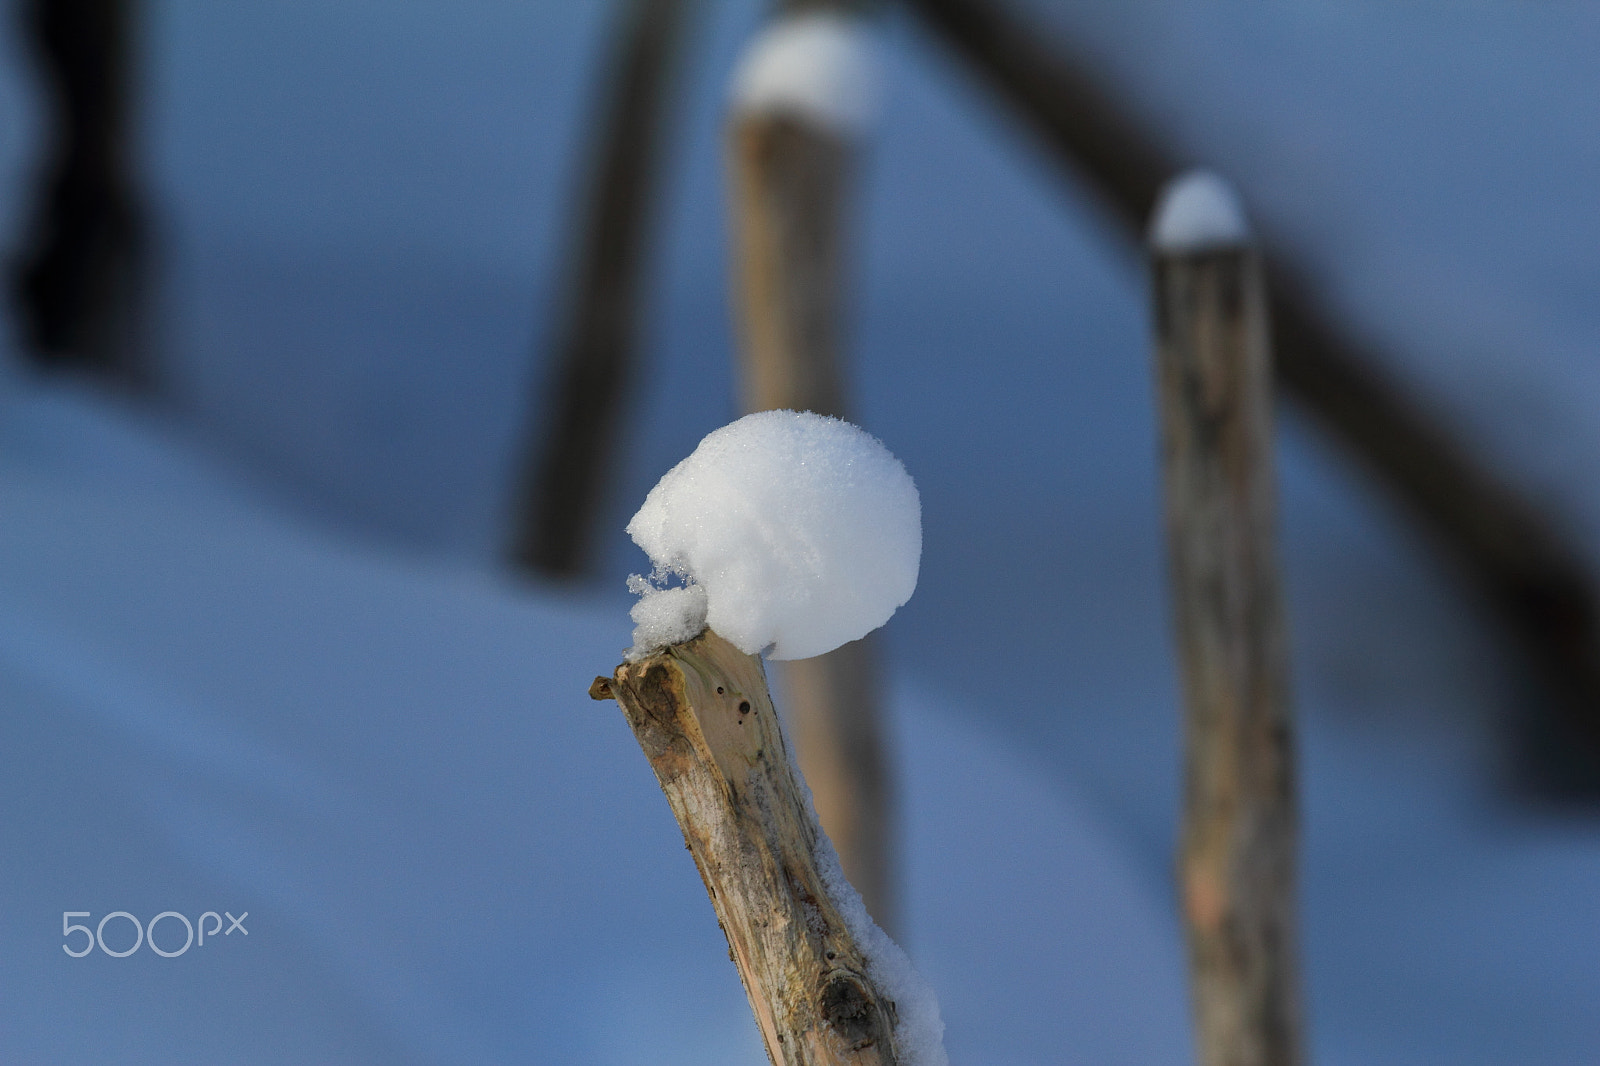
[625,660,688,762]
[819,969,888,1051]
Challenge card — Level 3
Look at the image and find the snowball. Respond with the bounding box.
[1149,169,1251,253]
[729,11,880,135]
[625,411,920,661]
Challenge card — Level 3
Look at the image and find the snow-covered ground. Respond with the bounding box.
[2,0,1599,1061]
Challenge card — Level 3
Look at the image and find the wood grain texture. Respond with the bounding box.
[1153,245,1304,1066]
[594,629,901,1066]
[727,105,898,929]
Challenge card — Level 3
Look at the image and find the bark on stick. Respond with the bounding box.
[1152,234,1304,1066]
[727,104,897,929]
[591,629,901,1065]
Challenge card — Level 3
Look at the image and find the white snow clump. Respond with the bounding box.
[730,11,880,135]
[1150,169,1251,253]
[626,410,920,661]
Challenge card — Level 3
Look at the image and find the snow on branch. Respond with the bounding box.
[625,411,920,662]
[1150,170,1251,254]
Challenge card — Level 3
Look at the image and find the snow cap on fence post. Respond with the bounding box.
[730,9,881,135]
[625,410,921,662]
[1150,169,1251,253]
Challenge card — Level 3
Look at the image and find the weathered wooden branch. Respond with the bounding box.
[727,99,898,927]
[901,0,1600,792]
[1153,229,1304,1066]
[591,629,901,1065]
[12,0,150,386]
[508,0,696,579]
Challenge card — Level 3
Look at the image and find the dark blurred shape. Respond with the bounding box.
[508,0,697,579]
[902,0,1600,798]
[779,0,877,13]
[11,0,150,386]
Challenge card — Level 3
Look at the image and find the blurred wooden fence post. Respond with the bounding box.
[1151,175,1304,1066]
[726,12,897,931]
[509,0,695,579]
[901,0,1600,797]
[591,630,902,1065]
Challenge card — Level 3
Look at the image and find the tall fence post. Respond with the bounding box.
[901,0,1600,796]
[725,9,897,930]
[1150,172,1304,1066]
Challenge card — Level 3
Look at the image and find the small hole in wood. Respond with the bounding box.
[716,686,724,694]
[738,700,751,715]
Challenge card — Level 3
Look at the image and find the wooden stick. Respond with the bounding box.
[1152,228,1304,1066]
[508,0,695,579]
[901,0,1600,793]
[727,99,898,928]
[591,629,901,1065]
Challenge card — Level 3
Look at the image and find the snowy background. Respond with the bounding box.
[3,1,1599,1062]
